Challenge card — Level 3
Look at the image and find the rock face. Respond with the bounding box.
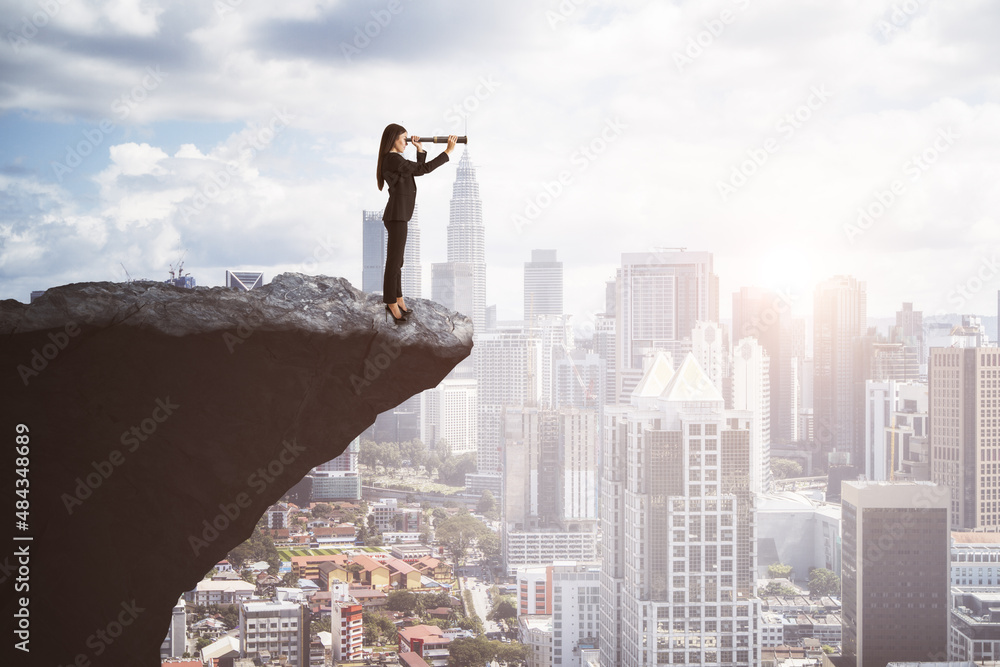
[0,273,472,665]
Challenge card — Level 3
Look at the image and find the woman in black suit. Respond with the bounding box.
[376,124,457,323]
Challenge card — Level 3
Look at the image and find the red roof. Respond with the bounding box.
[399,651,432,667]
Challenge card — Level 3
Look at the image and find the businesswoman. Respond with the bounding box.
[376,124,458,323]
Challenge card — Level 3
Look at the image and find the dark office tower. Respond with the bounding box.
[524,249,563,321]
[841,481,950,667]
[447,151,485,333]
[362,208,422,297]
[226,270,264,291]
[813,275,867,465]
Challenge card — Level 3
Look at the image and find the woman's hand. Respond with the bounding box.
[411,136,424,153]
[445,134,458,154]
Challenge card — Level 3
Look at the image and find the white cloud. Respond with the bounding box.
[1,0,1000,323]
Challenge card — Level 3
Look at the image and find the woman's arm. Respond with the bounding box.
[383,151,449,178]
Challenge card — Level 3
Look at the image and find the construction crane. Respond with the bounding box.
[168,250,188,281]
[120,263,133,283]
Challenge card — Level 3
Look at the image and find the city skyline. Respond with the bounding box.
[2,2,998,326]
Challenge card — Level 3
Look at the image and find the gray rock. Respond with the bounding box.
[0,273,472,664]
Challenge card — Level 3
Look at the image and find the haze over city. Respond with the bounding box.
[2,0,998,327]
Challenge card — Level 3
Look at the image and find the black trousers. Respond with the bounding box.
[382,219,407,304]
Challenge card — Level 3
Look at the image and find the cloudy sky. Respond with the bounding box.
[2,0,998,334]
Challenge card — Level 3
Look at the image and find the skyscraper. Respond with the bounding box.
[524,249,563,321]
[840,481,950,667]
[813,275,867,464]
[226,270,264,291]
[733,287,802,445]
[601,352,759,667]
[501,406,599,574]
[929,346,1000,529]
[447,151,485,333]
[362,210,385,293]
[362,208,421,297]
[732,337,772,495]
[616,250,719,398]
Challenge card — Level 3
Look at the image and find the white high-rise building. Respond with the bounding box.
[732,337,772,495]
[692,320,727,394]
[600,351,759,667]
[240,600,309,666]
[864,379,928,481]
[422,378,477,456]
[532,314,573,409]
[616,250,719,401]
[476,326,542,478]
[550,562,601,667]
[447,151,485,333]
[524,249,563,321]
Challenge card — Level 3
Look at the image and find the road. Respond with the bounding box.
[462,575,500,635]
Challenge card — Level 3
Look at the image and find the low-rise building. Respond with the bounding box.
[186,579,256,606]
[520,614,553,667]
[950,587,1000,661]
[398,624,452,667]
[952,532,1000,586]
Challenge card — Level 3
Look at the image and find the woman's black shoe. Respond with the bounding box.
[399,305,413,317]
[385,304,406,324]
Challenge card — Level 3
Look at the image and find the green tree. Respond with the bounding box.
[477,530,500,565]
[311,503,333,519]
[437,511,488,564]
[386,590,419,615]
[763,581,798,596]
[488,597,518,632]
[310,616,331,634]
[477,490,499,521]
[808,567,841,596]
[771,458,803,480]
[363,611,397,645]
[767,563,793,579]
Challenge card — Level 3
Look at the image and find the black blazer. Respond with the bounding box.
[381,150,450,222]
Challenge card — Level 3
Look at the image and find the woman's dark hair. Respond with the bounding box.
[377,123,406,191]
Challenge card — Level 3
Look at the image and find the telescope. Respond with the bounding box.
[406,136,468,144]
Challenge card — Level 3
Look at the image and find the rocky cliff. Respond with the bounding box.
[0,273,472,665]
